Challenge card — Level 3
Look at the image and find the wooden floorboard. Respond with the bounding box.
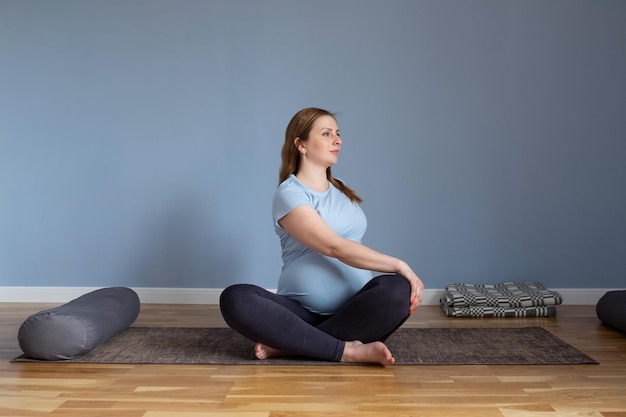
[1,303,625,416]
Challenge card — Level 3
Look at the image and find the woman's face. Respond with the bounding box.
[299,115,342,168]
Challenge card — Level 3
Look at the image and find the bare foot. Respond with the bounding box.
[254,343,286,360]
[340,340,395,366]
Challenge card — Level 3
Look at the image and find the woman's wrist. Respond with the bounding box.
[394,259,409,276]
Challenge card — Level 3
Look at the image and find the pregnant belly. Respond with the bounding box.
[277,253,372,314]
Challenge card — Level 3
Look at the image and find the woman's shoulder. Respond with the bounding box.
[272,175,315,222]
[274,175,308,202]
[277,174,328,196]
[277,174,299,190]
[275,175,303,197]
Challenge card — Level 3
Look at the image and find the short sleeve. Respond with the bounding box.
[272,185,311,228]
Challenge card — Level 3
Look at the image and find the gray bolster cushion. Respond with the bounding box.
[596,290,626,334]
[18,287,140,360]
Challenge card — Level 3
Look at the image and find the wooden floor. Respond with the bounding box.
[1,303,625,417]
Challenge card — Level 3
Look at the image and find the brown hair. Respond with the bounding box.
[278,108,362,204]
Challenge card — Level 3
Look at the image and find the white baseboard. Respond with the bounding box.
[0,286,619,305]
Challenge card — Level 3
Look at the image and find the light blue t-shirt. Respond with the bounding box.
[272,174,373,315]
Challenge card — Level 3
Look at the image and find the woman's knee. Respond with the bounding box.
[373,274,410,294]
[219,284,258,323]
[369,274,411,309]
[220,284,244,307]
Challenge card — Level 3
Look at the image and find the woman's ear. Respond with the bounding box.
[294,137,305,154]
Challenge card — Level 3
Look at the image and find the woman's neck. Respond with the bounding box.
[296,166,329,192]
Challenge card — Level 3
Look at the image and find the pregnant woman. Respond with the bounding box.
[220,107,424,366]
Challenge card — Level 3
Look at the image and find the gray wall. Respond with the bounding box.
[1,0,625,290]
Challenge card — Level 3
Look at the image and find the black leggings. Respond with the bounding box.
[219,274,411,362]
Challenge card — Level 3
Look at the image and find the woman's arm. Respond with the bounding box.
[279,205,424,312]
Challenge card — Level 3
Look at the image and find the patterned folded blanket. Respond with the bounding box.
[440,297,558,318]
[443,282,563,308]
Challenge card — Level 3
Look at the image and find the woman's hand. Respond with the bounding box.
[396,261,424,314]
